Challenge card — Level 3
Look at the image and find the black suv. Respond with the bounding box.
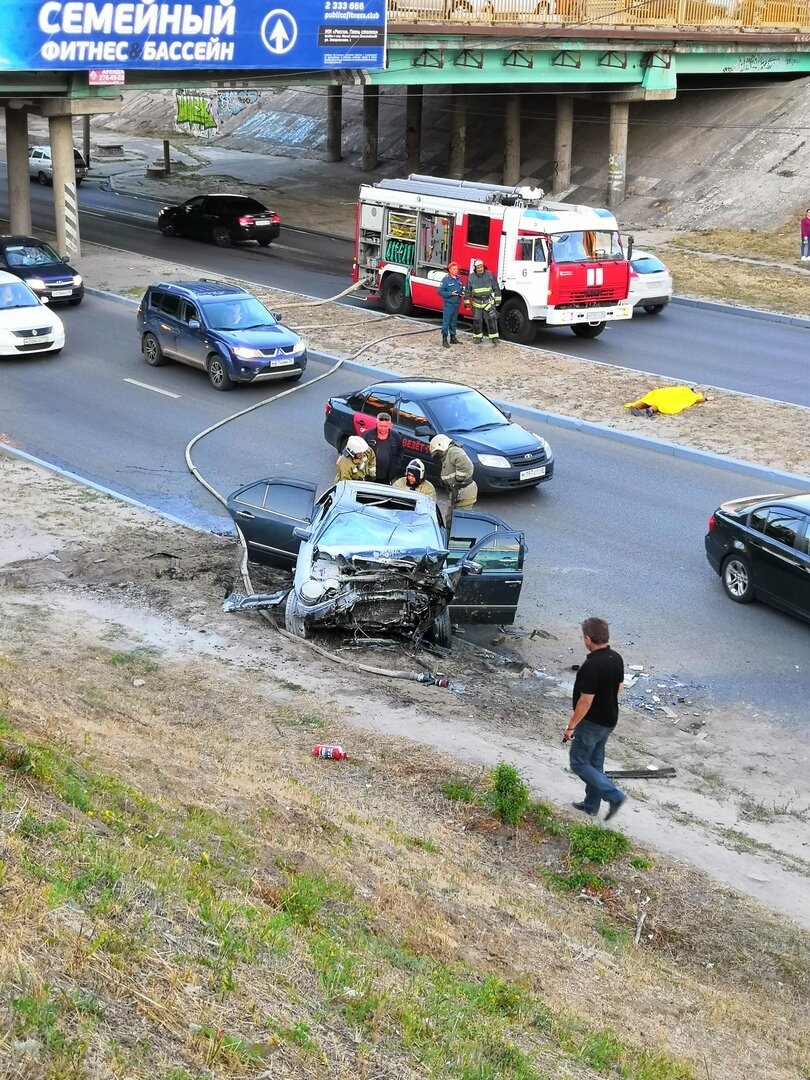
[157,194,281,248]
[136,280,307,391]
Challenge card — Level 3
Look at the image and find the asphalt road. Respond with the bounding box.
[1,294,807,727]
[2,177,810,407]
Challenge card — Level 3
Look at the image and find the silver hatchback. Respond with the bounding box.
[28,145,88,186]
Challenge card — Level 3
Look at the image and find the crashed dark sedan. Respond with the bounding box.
[224,478,526,642]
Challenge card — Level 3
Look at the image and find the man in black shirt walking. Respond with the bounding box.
[563,617,626,821]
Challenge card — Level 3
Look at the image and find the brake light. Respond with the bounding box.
[238,215,255,226]
[324,401,332,417]
[707,514,716,532]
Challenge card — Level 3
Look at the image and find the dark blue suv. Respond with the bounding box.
[136,279,307,391]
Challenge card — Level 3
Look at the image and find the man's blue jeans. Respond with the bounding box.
[442,301,460,337]
[801,236,810,258]
[569,720,625,815]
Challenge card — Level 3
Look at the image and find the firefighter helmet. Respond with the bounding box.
[405,459,426,483]
[429,434,452,455]
[346,435,370,456]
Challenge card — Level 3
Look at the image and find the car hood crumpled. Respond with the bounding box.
[326,547,449,572]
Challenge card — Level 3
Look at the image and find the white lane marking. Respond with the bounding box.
[124,378,180,398]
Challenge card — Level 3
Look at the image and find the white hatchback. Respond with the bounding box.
[0,270,65,358]
[628,249,673,315]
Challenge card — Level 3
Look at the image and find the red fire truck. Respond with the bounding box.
[352,175,632,342]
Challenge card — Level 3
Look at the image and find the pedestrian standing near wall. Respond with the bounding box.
[438,261,464,348]
[800,209,810,260]
[563,617,626,821]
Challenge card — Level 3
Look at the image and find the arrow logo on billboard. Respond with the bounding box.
[261,9,298,55]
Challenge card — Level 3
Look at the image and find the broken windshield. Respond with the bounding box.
[317,509,442,553]
[550,231,623,263]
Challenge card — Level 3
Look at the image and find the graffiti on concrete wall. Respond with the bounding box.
[175,90,218,139]
[217,89,260,118]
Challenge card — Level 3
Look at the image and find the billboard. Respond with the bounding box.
[0,0,387,71]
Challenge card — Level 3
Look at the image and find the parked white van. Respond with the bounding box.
[28,145,88,186]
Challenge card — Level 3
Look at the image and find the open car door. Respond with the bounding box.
[446,510,526,625]
[226,478,317,569]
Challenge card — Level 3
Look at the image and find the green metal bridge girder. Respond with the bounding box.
[370,39,810,88]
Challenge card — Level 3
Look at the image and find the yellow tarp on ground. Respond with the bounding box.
[624,386,707,415]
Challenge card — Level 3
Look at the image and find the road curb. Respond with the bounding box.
[87,288,808,491]
[671,295,810,328]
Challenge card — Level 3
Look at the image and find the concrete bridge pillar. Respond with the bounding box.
[448,89,466,180]
[405,85,422,176]
[503,94,521,187]
[326,86,342,163]
[553,95,574,196]
[362,84,379,172]
[607,100,629,208]
[48,113,80,258]
[5,106,32,235]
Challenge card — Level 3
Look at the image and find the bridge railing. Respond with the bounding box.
[388,0,810,31]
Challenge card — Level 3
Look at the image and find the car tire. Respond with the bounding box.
[429,608,453,648]
[499,297,538,345]
[571,321,606,339]
[207,354,234,390]
[643,304,665,315]
[721,555,755,604]
[159,221,177,237]
[142,333,168,367]
[212,225,233,248]
[68,297,83,307]
[257,237,273,247]
[284,589,308,638]
[381,273,415,316]
[37,171,50,186]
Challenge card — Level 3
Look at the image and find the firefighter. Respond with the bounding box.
[465,258,501,346]
[336,435,376,483]
[429,435,478,509]
[437,261,464,347]
[366,411,402,485]
[393,459,436,500]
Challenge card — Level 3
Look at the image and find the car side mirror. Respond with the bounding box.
[188,319,201,330]
[61,255,69,263]
[415,424,433,437]
[292,526,312,541]
[274,312,283,322]
[626,234,634,259]
[503,410,512,421]
[460,559,483,576]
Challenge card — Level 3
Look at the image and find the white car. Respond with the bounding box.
[28,145,88,186]
[0,270,65,358]
[628,249,673,315]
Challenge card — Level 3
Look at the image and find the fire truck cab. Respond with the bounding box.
[353,175,632,342]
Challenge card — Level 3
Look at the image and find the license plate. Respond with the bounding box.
[520,466,546,480]
[269,358,293,368]
[51,288,72,297]
[21,336,50,345]
[254,219,271,226]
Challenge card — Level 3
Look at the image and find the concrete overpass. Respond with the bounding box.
[3,0,810,255]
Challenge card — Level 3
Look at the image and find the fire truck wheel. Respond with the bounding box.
[381,273,415,316]
[500,298,537,345]
[571,321,606,339]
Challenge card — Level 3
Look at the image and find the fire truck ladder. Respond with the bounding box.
[375,174,546,208]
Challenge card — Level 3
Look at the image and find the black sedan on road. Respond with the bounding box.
[0,235,83,306]
[157,194,281,248]
[705,492,810,621]
[323,379,554,494]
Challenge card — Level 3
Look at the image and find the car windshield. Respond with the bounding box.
[0,281,39,309]
[550,230,623,263]
[430,390,508,433]
[317,509,441,553]
[631,254,667,274]
[203,296,277,330]
[3,243,60,268]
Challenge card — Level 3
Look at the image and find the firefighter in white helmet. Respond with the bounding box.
[429,434,478,509]
[336,435,376,483]
[393,459,436,500]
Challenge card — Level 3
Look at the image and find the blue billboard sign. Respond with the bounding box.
[0,0,387,71]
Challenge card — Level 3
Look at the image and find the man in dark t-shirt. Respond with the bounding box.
[563,617,626,820]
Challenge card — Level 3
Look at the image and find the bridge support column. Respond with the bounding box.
[5,106,32,235]
[405,85,422,176]
[503,94,521,187]
[362,85,379,172]
[48,113,80,259]
[326,86,342,163]
[607,100,629,209]
[448,89,466,180]
[553,95,573,196]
